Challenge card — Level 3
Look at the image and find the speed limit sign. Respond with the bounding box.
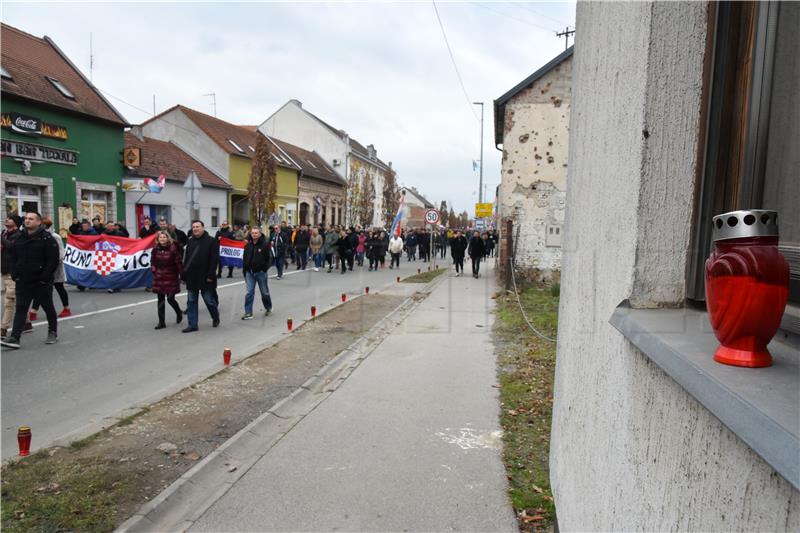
[425,209,440,225]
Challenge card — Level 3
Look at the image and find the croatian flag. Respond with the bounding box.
[144,174,166,193]
[390,191,407,237]
[64,234,157,289]
[219,237,244,268]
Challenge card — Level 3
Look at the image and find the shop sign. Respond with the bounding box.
[1,112,69,141]
[0,139,78,165]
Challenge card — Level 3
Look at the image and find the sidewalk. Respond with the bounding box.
[130,261,515,532]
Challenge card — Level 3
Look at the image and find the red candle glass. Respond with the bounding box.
[705,210,789,367]
[18,426,31,457]
[341,293,346,303]
[223,348,232,366]
[311,305,316,318]
[365,286,370,294]
[287,317,293,331]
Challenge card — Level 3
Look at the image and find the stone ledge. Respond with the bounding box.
[609,303,800,490]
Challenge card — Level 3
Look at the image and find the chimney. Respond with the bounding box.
[367,144,376,160]
[290,99,302,108]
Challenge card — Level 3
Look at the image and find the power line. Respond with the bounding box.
[432,0,479,122]
[513,2,571,27]
[469,2,555,33]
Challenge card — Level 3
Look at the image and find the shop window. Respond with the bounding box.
[5,184,42,217]
[321,206,327,224]
[80,190,109,222]
[211,207,219,228]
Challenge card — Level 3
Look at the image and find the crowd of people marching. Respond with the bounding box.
[1,212,498,350]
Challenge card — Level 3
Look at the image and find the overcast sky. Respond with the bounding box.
[4,1,575,214]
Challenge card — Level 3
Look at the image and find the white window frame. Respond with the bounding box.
[227,139,245,153]
[46,76,75,99]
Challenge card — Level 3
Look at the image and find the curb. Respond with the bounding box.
[116,274,446,533]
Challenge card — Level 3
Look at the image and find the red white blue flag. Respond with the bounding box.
[219,237,244,268]
[390,191,407,237]
[64,234,157,289]
[144,174,166,193]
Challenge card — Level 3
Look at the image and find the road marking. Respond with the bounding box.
[31,269,308,327]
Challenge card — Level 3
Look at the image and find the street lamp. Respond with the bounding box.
[473,102,484,204]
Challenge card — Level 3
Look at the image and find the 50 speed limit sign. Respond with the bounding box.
[424,209,440,225]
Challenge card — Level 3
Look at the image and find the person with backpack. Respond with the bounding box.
[241,226,273,320]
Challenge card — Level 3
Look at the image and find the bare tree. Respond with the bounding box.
[248,133,277,226]
[382,168,399,227]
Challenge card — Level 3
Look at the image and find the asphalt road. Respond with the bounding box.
[1,256,441,459]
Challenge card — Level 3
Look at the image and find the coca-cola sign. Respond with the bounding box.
[1,113,68,140]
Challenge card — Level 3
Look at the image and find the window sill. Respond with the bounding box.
[609,303,799,490]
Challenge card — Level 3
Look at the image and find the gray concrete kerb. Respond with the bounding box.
[116,272,446,533]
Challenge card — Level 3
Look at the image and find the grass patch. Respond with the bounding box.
[400,267,446,283]
[68,433,99,451]
[116,407,150,427]
[495,284,559,531]
[1,452,133,533]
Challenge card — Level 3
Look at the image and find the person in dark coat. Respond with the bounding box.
[293,225,310,271]
[68,217,81,235]
[366,232,381,271]
[2,215,28,338]
[139,216,157,238]
[151,230,183,329]
[181,220,220,332]
[406,232,417,261]
[270,225,286,279]
[1,212,59,349]
[336,229,352,274]
[116,221,130,238]
[450,230,468,276]
[77,219,96,235]
[215,221,235,278]
[376,231,388,268]
[241,226,273,319]
[467,230,486,279]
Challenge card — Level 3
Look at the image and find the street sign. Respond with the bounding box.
[475,219,486,230]
[475,202,493,218]
[425,209,440,225]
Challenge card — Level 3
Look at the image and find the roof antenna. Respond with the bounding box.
[89,32,94,81]
[203,92,217,117]
[556,26,575,50]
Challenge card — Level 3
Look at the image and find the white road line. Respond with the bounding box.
[31,269,308,327]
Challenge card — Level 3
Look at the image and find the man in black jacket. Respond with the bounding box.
[467,231,486,279]
[241,226,272,320]
[215,221,235,278]
[294,225,310,271]
[2,215,25,338]
[181,220,220,332]
[270,225,286,279]
[1,212,59,349]
[450,230,468,277]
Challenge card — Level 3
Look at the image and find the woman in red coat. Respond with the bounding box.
[151,230,184,329]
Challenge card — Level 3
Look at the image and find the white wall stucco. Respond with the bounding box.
[550,2,799,530]
[499,57,571,271]
[123,182,228,234]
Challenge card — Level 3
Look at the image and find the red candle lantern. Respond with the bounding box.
[311,305,317,318]
[287,317,293,331]
[223,348,232,366]
[341,293,347,303]
[365,286,370,294]
[417,268,421,274]
[396,276,400,283]
[18,426,31,457]
[705,210,789,367]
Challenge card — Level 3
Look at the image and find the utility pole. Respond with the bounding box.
[473,102,484,204]
[203,92,217,117]
[556,26,575,49]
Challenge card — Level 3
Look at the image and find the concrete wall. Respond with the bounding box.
[499,57,571,271]
[550,2,800,530]
[142,108,229,183]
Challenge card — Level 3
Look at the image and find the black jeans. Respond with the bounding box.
[157,293,181,324]
[12,282,57,337]
[33,282,69,310]
[454,256,464,273]
[391,252,401,268]
[217,263,234,277]
[369,256,378,270]
[296,248,308,270]
[471,257,481,276]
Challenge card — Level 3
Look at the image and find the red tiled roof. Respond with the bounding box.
[1,23,127,125]
[269,137,345,186]
[302,107,390,171]
[175,105,258,158]
[124,132,230,189]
